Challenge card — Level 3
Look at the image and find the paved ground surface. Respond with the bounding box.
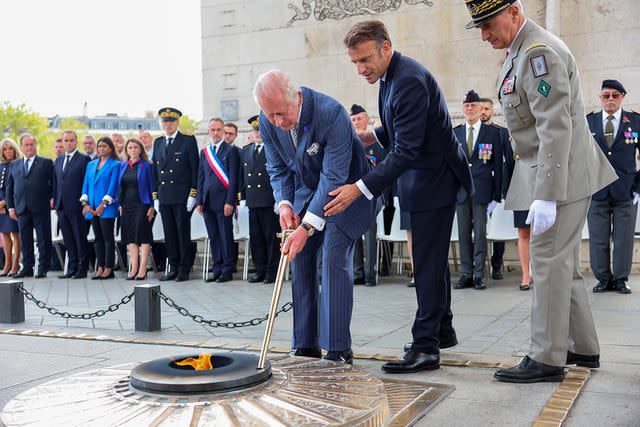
[0,269,638,426]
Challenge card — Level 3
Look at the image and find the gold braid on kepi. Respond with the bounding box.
[464,0,517,29]
[189,188,198,198]
[152,192,159,201]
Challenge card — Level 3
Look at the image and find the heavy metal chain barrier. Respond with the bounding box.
[158,290,293,329]
[18,284,134,320]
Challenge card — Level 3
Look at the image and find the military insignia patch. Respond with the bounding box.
[537,80,551,97]
[502,76,516,95]
[530,55,548,78]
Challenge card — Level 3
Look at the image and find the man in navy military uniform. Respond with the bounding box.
[152,107,199,282]
[239,115,280,284]
[453,90,503,290]
[196,118,240,283]
[587,80,640,295]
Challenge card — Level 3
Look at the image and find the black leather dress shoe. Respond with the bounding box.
[613,279,631,294]
[378,268,389,277]
[293,347,322,358]
[592,280,612,293]
[324,349,353,365]
[175,273,189,282]
[160,272,178,281]
[73,270,87,279]
[453,276,473,289]
[34,271,47,279]
[58,271,76,279]
[566,351,600,368]
[247,274,265,283]
[205,272,221,283]
[216,273,233,283]
[365,280,377,287]
[382,349,440,373]
[263,276,276,284]
[491,268,503,280]
[13,270,34,279]
[404,330,458,353]
[494,356,565,383]
[474,277,487,290]
[354,276,366,285]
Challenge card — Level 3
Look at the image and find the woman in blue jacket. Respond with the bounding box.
[80,136,120,280]
[117,138,155,280]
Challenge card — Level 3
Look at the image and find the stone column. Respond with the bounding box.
[545,0,560,35]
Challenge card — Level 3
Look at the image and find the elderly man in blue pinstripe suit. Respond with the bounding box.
[254,70,378,364]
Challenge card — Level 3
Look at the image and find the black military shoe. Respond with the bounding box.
[613,279,631,294]
[247,274,265,283]
[58,271,76,279]
[404,329,458,353]
[175,273,189,282]
[205,272,221,283]
[491,267,503,280]
[13,269,33,279]
[263,276,276,284]
[354,276,366,285]
[160,272,178,282]
[566,351,600,368]
[494,356,565,383]
[216,273,233,283]
[324,349,353,365]
[382,350,440,373]
[592,280,612,293]
[474,277,487,290]
[453,275,474,289]
[293,347,322,358]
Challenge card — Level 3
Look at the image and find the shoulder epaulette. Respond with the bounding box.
[524,42,547,53]
[489,123,504,129]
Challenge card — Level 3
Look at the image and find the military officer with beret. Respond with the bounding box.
[453,90,503,291]
[239,114,280,284]
[466,0,617,382]
[153,107,200,282]
[587,80,640,295]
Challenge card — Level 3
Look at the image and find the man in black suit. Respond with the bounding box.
[153,107,200,282]
[326,20,473,372]
[54,131,91,279]
[224,122,242,273]
[239,115,279,284]
[196,118,240,283]
[7,134,54,278]
[453,91,503,290]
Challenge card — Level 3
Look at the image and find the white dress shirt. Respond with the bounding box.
[466,119,482,151]
[602,108,622,140]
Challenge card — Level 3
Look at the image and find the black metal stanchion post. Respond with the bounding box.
[135,284,161,332]
[0,280,25,323]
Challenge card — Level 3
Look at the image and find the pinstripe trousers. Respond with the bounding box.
[291,222,355,351]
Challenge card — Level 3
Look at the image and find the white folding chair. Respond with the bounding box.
[113,218,126,272]
[190,212,209,279]
[49,210,69,274]
[234,205,251,280]
[486,203,519,273]
[376,197,408,280]
[150,211,166,273]
[450,212,459,271]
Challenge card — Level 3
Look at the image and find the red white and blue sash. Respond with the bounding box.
[203,144,229,189]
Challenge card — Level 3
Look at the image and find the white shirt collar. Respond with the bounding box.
[211,139,223,149]
[165,131,178,140]
[466,119,482,134]
[380,50,395,82]
[64,149,77,159]
[602,108,622,123]
[507,19,528,55]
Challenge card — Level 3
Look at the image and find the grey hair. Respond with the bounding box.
[252,70,299,106]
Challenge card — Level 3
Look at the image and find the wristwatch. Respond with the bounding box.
[300,222,315,237]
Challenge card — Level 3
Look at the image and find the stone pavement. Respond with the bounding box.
[1,270,639,426]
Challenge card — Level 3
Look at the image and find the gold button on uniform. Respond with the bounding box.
[257,184,261,188]
[514,154,521,160]
[258,172,262,176]
[608,151,612,155]
[248,173,252,177]
[247,185,251,188]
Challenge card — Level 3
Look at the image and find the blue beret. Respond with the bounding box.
[463,90,481,104]
[602,79,626,95]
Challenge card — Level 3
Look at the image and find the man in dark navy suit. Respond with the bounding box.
[7,134,54,278]
[453,91,503,290]
[327,21,473,372]
[587,80,640,295]
[54,131,91,279]
[196,118,240,283]
[239,115,279,284]
[152,107,199,282]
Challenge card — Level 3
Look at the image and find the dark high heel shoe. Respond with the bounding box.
[126,275,136,281]
[135,274,147,281]
[0,271,9,277]
[91,274,102,280]
[101,271,115,279]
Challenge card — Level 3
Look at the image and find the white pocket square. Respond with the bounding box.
[306,142,320,156]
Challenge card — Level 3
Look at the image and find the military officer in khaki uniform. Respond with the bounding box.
[465,0,617,383]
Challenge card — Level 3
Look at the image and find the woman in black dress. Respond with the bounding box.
[0,138,21,276]
[117,138,155,280]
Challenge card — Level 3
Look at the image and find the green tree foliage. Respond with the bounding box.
[0,101,57,158]
[179,114,200,135]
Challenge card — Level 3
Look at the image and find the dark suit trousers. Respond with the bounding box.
[248,207,279,277]
[58,208,89,272]
[18,210,52,273]
[410,204,456,354]
[588,197,637,282]
[203,209,235,274]
[491,242,505,270]
[91,217,115,269]
[160,204,192,274]
[457,200,488,279]
[354,222,377,282]
[292,223,355,351]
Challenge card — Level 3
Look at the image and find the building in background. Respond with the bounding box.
[48,113,161,134]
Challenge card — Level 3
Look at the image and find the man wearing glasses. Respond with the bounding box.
[587,80,640,295]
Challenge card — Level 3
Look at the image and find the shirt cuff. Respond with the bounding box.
[277,200,293,210]
[79,194,88,203]
[302,211,325,231]
[356,179,374,200]
[102,195,113,204]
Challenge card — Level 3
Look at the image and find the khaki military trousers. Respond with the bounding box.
[529,197,600,366]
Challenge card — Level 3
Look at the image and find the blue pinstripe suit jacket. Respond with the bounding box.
[260,87,378,240]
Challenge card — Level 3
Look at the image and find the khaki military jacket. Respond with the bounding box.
[498,20,617,210]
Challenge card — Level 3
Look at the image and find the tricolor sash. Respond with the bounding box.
[203,144,229,189]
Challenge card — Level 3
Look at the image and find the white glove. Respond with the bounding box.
[153,199,160,212]
[633,192,640,205]
[186,196,197,212]
[526,200,557,235]
[487,201,498,215]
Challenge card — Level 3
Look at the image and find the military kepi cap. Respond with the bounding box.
[350,104,367,115]
[247,115,260,129]
[463,90,481,104]
[158,107,182,121]
[602,79,627,95]
[464,0,517,29]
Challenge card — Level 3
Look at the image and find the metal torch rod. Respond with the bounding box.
[258,230,292,369]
